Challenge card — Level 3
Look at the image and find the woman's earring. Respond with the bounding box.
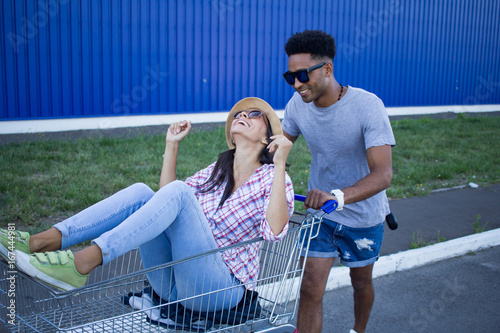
[261,138,269,145]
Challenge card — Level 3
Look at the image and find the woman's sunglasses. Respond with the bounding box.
[233,110,263,119]
[283,62,326,85]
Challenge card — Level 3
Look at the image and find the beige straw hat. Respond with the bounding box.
[225,97,283,149]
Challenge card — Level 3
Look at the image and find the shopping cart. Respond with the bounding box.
[1,195,335,333]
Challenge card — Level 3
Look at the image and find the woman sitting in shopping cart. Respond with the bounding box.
[6,97,294,312]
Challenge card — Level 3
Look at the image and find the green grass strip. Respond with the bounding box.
[1,115,499,232]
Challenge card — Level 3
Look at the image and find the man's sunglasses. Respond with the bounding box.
[233,110,263,119]
[283,62,326,85]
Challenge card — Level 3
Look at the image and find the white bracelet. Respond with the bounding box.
[330,189,344,211]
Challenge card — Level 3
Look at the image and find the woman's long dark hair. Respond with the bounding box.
[199,121,274,208]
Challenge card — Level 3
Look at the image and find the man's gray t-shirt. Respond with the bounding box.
[282,86,396,228]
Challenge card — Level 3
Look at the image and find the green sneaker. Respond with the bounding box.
[0,228,30,261]
[15,250,89,291]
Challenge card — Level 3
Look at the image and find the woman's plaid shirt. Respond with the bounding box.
[185,162,294,289]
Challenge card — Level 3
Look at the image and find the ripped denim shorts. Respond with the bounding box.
[302,218,384,268]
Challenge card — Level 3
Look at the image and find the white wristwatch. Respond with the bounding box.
[330,189,344,211]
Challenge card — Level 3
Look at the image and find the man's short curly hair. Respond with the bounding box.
[284,30,336,61]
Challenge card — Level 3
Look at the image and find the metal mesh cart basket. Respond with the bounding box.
[1,210,324,333]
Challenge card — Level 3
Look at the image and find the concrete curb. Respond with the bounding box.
[325,228,500,291]
[260,229,500,303]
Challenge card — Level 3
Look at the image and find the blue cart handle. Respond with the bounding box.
[294,194,338,214]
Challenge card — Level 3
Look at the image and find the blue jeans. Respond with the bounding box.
[53,181,244,312]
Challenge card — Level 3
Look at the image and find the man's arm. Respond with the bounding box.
[342,144,393,204]
[304,145,393,209]
[283,131,298,144]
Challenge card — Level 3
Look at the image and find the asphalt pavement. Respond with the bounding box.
[321,245,500,333]
[316,183,500,333]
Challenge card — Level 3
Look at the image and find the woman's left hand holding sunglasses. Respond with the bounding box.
[268,135,293,166]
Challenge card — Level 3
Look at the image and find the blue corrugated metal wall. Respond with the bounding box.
[1,0,499,120]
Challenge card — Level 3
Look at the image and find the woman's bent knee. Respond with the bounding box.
[129,183,155,201]
[156,180,192,196]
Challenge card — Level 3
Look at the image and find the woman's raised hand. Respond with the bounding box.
[268,135,293,166]
[166,120,192,143]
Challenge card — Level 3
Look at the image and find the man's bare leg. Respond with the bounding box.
[350,264,375,333]
[297,257,335,333]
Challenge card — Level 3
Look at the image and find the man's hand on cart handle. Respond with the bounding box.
[295,189,338,213]
[294,194,338,214]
